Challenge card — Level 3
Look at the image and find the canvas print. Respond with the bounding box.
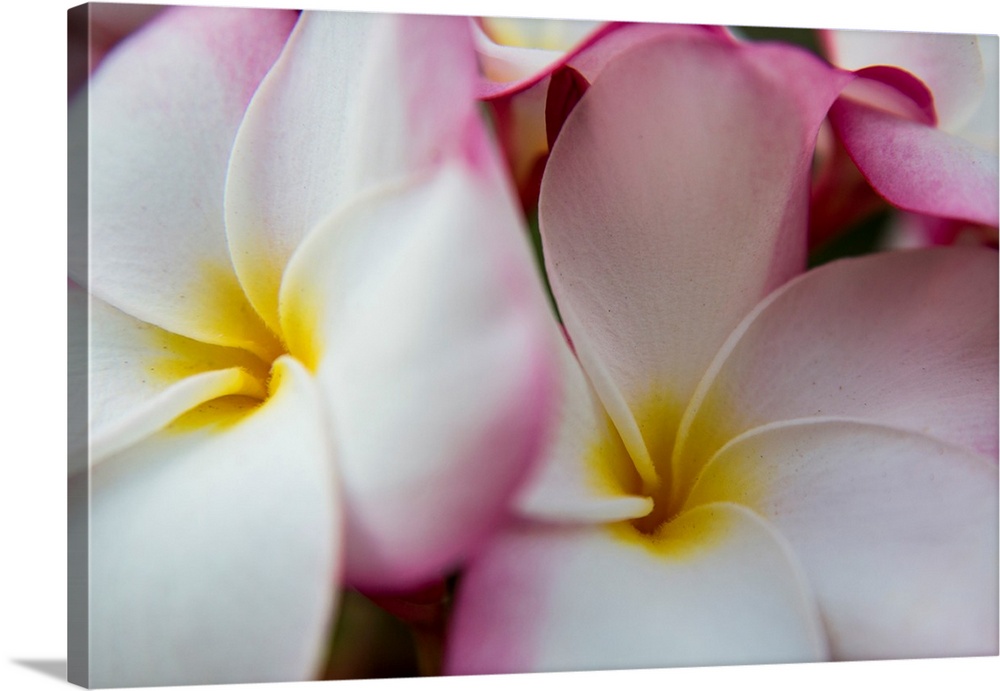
[67,3,999,688]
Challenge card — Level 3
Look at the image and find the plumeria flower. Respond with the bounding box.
[68,7,556,687]
[447,31,998,672]
[813,30,999,247]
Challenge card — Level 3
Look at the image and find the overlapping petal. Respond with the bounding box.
[475,20,726,99]
[513,329,652,524]
[540,35,851,480]
[475,21,725,207]
[86,290,270,463]
[280,158,556,590]
[84,7,294,357]
[829,97,999,227]
[686,420,998,659]
[224,11,376,332]
[447,504,826,674]
[824,30,987,134]
[821,30,999,229]
[78,7,563,682]
[674,248,998,499]
[80,358,341,687]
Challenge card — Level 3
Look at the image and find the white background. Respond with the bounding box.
[2,1,998,690]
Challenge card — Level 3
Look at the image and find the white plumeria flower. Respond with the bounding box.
[447,32,998,672]
[69,8,556,687]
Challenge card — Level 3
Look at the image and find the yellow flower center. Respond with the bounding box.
[139,266,315,435]
[587,390,731,548]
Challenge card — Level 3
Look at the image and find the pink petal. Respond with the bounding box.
[540,35,851,485]
[687,420,998,659]
[447,504,826,674]
[84,7,294,356]
[824,29,987,133]
[338,14,485,193]
[675,247,998,500]
[829,96,999,227]
[78,357,341,687]
[476,21,728,100]
[479,22,727,208]
[279,159,557,591]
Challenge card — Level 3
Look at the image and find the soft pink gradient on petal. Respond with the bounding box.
[475,21,728,99]
[687,420,998,659]
[478,22,728,208]
[829,96,999,227]
[447,505,826,674]
[80,358,341,687]
[280,160,557,591]
[540,35,852,479]
[84,7,295,355]
[341,14,485,192]
[883,210,999,248]
[845,66,937,124]
[675,248,998,500]
[823,29,986,133]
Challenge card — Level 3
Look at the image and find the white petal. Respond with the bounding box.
[225,10,376,332]
[687,419,999,659]
[80,357,341,687]
[86,7,293,356]
[675,248,998,501]
[280,161,557,590]
[448,504,826,674]
[540,35,851,482]
[87,292,269,465]
[514,328,652,523]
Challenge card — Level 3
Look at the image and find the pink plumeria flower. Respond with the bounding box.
[815,30,999,246]
[447,31,998,672]
[69,8,556,686]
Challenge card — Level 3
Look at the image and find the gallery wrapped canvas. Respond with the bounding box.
[67,2,998,688]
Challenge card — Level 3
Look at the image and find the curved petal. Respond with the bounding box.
[447,504,827,674]
[829,96,999,227]
[540,36,852,479]
[81,357,341,687]
[227,13,487,334]
[514,327,652,524]
[686,420,999,659]
[280,160,557,591]
[675,248,998,500]
[473,17,602,89]
[475,21,727,99]
[224,11,376,332]
[339,14,485,195]
[86,292,270,465]
[824,30,986,133]
[86,7,294,357]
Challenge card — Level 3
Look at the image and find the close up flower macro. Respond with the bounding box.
[67,5,999,689]
[447,27,998,672]
[69,7,557,687]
